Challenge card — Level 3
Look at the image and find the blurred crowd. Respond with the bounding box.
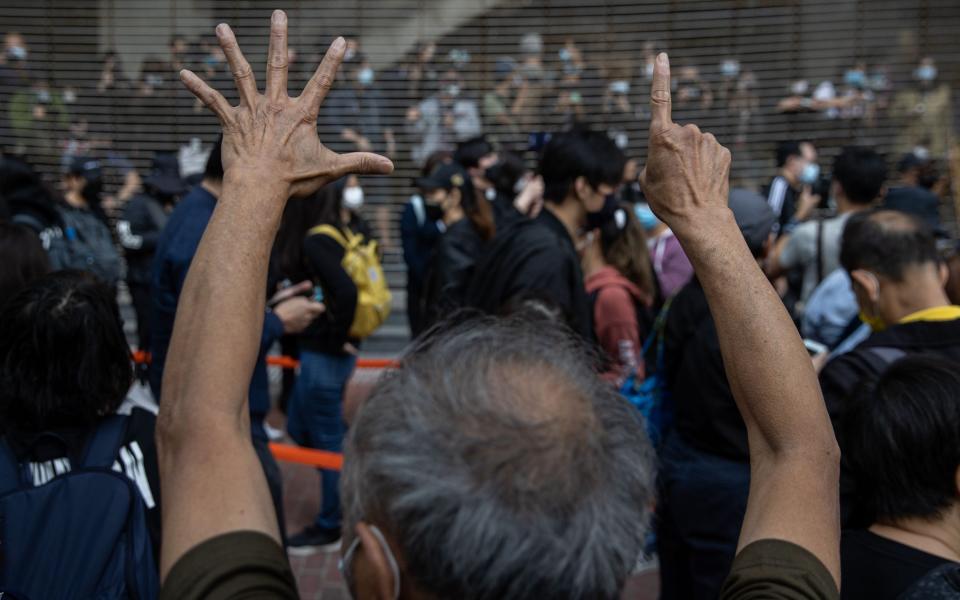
[2,15,960,600]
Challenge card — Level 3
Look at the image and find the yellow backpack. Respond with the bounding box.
[307,224,392,340]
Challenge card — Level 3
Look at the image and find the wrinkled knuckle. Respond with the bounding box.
[296,105,316,125]
[233,64,253,80]
[312,73,333,91]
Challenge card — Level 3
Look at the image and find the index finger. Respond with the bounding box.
[298,37,347,120]
[650,52,672,136]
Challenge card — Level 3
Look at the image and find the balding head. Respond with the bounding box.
[342,316,654,599]
[841,209,939,281]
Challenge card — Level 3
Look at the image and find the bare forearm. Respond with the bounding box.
[677,210,833,455]
[160,171,287,430]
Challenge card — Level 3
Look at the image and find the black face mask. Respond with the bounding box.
[585,193,618,230]
[425,203,444,221]
[81,179,103,204]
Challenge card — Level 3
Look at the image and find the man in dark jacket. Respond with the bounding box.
[117,152,185,354]
[819,209,960,526]
[466,129,624,341]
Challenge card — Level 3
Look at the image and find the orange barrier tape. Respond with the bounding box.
[132,350,397,370]
[269,442,343,471]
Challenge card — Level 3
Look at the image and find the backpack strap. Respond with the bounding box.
[80,415,128,469]
[308,224,350,249]
[861,346,907,375]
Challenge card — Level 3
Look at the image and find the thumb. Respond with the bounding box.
[331,152,394,180]
[307,301,326,315]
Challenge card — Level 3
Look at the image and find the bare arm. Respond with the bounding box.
[641,54,840,585]
[155,11,393,579]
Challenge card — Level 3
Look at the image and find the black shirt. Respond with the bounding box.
[841,530,955,600]
[820,316,960,527]
[466,208,593,341]
[297,231,358,355]
[662,278,750,461]
[820,317,960,426]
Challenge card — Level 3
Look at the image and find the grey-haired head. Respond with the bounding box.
[342,316,655,599]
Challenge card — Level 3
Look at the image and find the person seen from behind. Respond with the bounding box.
[581,201,658,382]
[840,356,960,599]
[0,271,160,598]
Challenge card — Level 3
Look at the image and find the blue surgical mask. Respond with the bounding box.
[634,203,660,230]
[7,46,27,61]
[559,48,572,62]
[357,67,374,87]
[915,65,937,82]
[844,69,866,89]
[609,80,630,95]
[720,60,740,77]
[800,163,820,185]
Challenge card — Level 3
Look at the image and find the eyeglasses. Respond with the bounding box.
[338,524,401,600]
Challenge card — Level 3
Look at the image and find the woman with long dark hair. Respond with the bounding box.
[274,185,358,554]
[581,202,659,382]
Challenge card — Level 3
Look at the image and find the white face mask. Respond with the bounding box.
[343,186,364,209]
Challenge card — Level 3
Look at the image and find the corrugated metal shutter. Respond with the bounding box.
[2,0,958,285]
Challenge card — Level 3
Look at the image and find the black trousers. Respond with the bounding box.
[657,433,751,600]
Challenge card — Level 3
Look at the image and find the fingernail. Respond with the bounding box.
[216,23,228,37]
[272,9,285,24]
[333,37,346,51]
[657,52,668,66]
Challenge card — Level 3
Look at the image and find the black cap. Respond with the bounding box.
[416,162,467,191]
[728,188,776,254]
[143,152,187,196]
[897,150,931,174]
[67,156,102,182]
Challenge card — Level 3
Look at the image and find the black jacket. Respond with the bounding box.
[118,193,169,285]
[400,196,443,290]
[820,317,960,424]
[421,219,485,327]
[467,209,593,342]
[820,316,960,526]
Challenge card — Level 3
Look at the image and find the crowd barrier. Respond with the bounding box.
[131,350,398,471]
[130,350,398,371]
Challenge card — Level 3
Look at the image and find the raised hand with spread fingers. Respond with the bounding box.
[178,11,393,199]
[156,10,392,588]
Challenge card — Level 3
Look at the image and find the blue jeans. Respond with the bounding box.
[657,432,751,600]
[287,350,356,531]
